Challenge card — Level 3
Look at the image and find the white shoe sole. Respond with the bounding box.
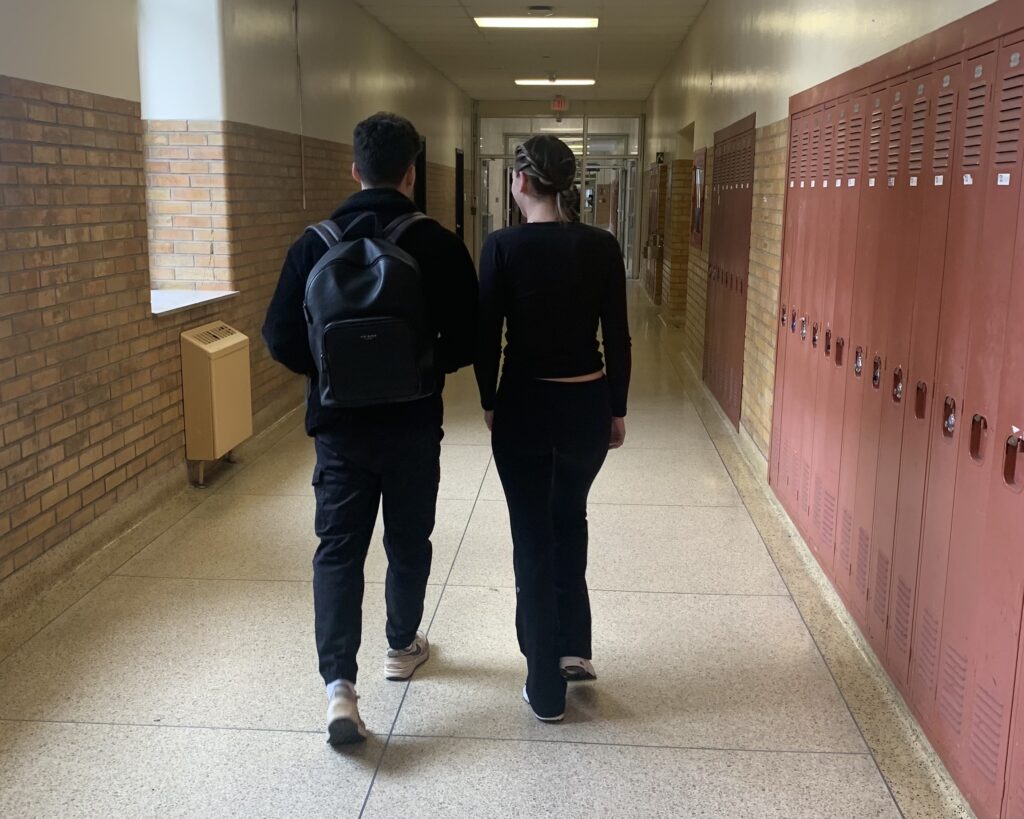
[522,685,564,723]
[385,642,430,681]
[327,716,366,745]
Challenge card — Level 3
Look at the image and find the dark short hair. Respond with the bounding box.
[353,112,421,187]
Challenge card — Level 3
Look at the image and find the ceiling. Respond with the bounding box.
[352,0,708,101]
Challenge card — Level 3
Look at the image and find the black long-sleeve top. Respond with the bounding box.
[263,188,479,435]
[475,222,632,417]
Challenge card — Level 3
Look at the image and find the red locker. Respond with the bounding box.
[846,76,913,628]
[864,72,932,656]
[910,44,1000,732]
[807,96,868,577]
[928,39,1024,816]
[834,84,891,621]
[884,57,966,691]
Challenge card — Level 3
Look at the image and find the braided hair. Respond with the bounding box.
[514,135,580,223]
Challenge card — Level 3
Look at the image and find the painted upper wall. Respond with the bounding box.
[139,0,470,163]
[647,0,996,154]
[0,0,140,100]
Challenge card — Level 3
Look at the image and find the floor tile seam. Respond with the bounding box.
[0,496,204,673]
[655,331,905,818]
[440,582,791,598]
[385,731,876,758]
[107,574,441,588]
[358,451,494,819]
[0,715,322,736]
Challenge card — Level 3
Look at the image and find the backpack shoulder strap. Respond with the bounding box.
[305,219,343,248]
[383,212,433,245]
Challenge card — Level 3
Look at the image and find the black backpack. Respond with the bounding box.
[303,211,435,408]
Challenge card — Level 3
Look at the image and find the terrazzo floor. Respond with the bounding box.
[0,289,967,818]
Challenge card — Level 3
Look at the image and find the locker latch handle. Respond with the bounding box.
[970,414,988,462]
[1005,435,1024,488]
[915,381,928,420]
[812,323,820,348]
[824,328,832,357]
[892,367,904,402]
[835,337,844,367]
[854,346,863,375]
[943,397,957,435]
[780,304,787,326]
[872,356,882,389]
[800,317,808,340]
[791,309,798,333]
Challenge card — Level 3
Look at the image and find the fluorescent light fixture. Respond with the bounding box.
[515,79,596,86]
[475,17,599,29]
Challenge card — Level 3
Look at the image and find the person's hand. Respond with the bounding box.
[609,417,626,449]
[484,410,494,431]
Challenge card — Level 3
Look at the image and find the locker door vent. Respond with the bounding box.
[822,120,835,178]
[872,553,891,620]
[893,576,913,649]
[968,685,1005,784]
[856,527,871,593]
[887,104,905,175]
[917,607,941,690]
[840,509,854,568]
[820,490,838,545]
[788,129,800,184]
[933,91,956,171]
[961,81,990,168]
[995,71,1023,166]
[835,116,848,178]
[813,477,824,531]
[909,98,928,174]
[938,646,968,734]
[869,108,884,175]
[800,127,810,178]
[810,120,822,179]
[847,114,865,175]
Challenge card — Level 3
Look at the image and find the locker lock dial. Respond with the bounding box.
[892,367,904,402]
[854,347,864,376]
[943,397,957,435]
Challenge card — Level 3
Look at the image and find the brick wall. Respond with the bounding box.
[683,152,712,369]
[661,158,692,327]
[740,119,788,458]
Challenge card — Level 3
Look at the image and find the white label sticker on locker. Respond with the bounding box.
[910,177,919,187]
[998,173,1011,186]
[800,181,805,188]
[888,177,896,187]
[848,178,856,187]
[823,179,829,188]
[790,181,794,188]
[869,178,876,187]
[811,180,816,187]
[935,175,944,186]
[836,178,842,188]
[964,173,974,186]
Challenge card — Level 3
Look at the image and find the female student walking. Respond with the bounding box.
[475,135,632,722]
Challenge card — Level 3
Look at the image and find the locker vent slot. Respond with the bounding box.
[813,477,824,531]
[909,98,928,174]
[872,553,891,621]
[995,71,1024,166]
[834,117,848,177]
[868,108,884,175]
[811,120,821,178]
[969,684,1005,784]
[821,490,837,545]
[893,576,912,649]
[856,527,870,593]
[822,122,835,178]
[933,91,956,171]
[847,114,865,175]
[887,105,905,175]
[839,509,854,568]
[789,129,799,183]
[938,646,968,734]
[800,127,810,178]
[917,607,940,691]
[961,81,989,168]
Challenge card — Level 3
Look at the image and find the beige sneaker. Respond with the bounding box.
[326,681,367,745]
[385,631,430,681]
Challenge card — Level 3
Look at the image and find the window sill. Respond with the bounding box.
[150,290,239,317]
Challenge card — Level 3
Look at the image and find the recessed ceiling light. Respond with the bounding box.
[515,78,596,86]
[475,17,599,28]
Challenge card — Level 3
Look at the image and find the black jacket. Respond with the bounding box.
[263,188,479,435]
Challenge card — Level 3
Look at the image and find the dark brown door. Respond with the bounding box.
[455,148,464,240]
[704,114,755,428]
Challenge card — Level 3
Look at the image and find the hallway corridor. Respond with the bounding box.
[0,290,961,818]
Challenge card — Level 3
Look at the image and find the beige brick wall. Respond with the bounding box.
[661,158,692,327]
[683,152,711,370]
[740,118,788,458]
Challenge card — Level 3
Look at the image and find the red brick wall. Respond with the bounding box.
[661,158,692,326]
